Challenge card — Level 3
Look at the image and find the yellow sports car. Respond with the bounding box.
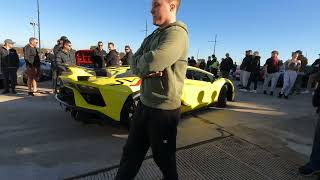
[56,65,235,127]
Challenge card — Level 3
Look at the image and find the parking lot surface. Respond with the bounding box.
[0,81,317,179]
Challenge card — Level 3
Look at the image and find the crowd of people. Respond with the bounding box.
[187,53,235,78]
[186,49,320,99]
[238,49,319,99]
[0,36,134,95]
[1,36,320,99]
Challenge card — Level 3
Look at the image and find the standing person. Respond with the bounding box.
[199,59,206,70]
[244,51,261,93]
[301,54,320,94]
[44,50,55,63]
[53,36,68,57]
[56,40,76,66]
[188,56,196,67]
[92,41,107,68]
[105,42,120,67]
[239,50,252,88]
[220,53,234,78]
[54,40,76,92]
[263,50,282,96]
[278,52,301,99]
[292,50,308,94]
[52,36,67,89]
[24,37,40,96]
[232,62,237,73]
[115,0,189,179]
[299,84,320,177]
[206,56,213,72]
[210,55,220,77]
[121,45,133,66]
[0,39,20,94]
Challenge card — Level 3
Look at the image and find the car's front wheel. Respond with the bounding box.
[217,85,228,108]
[120,94,140,129]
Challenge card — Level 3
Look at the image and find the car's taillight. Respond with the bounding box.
[130,79,142,86]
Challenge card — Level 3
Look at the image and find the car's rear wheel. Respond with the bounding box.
[217,85,228,108]
[121,94,140,129]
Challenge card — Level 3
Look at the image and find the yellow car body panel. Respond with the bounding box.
[57,65,235,122]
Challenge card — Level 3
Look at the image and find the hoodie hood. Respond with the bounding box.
[159,21,189,34]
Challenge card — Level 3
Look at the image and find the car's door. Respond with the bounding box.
[182,69,215,109]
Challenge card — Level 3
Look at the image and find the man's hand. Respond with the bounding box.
[144,70,167,78]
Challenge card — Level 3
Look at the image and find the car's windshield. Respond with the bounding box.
[186,69,214,82]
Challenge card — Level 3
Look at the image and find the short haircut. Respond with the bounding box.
[63,39,71,46]
[98,41,103,45]
[272,50,279,55]
[108,42,114,47]
[29,37,38,43]
[125,45,130,49]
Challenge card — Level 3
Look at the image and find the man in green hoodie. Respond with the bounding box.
[115,0,189,179]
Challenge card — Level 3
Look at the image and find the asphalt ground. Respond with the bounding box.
[0,80,317,180]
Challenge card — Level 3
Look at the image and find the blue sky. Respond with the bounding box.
[0,0,319,64]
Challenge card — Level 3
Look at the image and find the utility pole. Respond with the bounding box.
[141,19,148,38]
[208,34,218,55]
[37,0,41,51]
[197,49,200,60]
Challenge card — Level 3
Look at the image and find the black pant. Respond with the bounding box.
[211,68,218,77]
[3,69,17,91]
[221,71,230,78]
[115,103,180,180]
[309,115,320,170]
[246,72,259,90]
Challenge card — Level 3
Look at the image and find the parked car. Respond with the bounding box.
[17,59,52,85]
[56,65,235,128]
[55,50,235,128]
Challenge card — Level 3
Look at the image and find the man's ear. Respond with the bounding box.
[170,3,176,12]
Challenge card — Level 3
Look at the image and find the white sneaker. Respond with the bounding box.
[250,90,257,93]
[240,88,248,92]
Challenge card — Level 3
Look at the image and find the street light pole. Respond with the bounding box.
[30,22,36,38]
[37,0,41,51]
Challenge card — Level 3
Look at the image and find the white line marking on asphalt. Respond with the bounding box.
[209,107,286,116]
[112,134,129,139]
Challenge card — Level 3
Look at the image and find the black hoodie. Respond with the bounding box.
[106,49,119,67]
[0,47,19,70]
[246,56,261,73]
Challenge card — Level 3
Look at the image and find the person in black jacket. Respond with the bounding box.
[239,50,253,88]
[121,45,133,66]
[106,42,120,67]
[92,41,107,68]
[53,36,68,58]
[0,39,20,94]
[299,83,320,177]
[206,56,213,72]
[24,37,40,96]
[244,51,261,93]
[188,56,197,67]
[220,53,234,78]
